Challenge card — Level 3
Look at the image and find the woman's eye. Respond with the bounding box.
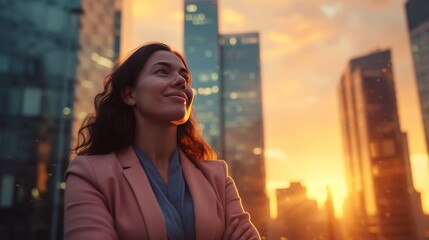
[155,69,168,75]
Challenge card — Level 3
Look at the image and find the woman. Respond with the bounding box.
[64,42,260,240]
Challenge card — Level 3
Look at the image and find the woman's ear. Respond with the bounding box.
[121,86,136,106]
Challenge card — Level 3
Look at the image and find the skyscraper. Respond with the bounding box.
[0,1,81,239]
[184,0,223,154]
[220,32,268,235]
[0,1,120,239]
[184,1,268,236]
[339,50,424,240]
[405,0,429,157]
[72,0,121,156]
[276,182,329,240]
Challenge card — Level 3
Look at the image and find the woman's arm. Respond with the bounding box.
[223,218,258,240]
[221,162,261,240]
[64,157,118,240]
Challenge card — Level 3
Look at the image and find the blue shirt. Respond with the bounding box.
[133,146,195,240]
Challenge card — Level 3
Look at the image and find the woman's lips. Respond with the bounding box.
[164,91,188,102]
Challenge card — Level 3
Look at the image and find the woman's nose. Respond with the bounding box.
[171,74,187,88]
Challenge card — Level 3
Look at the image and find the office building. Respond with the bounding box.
[405,0,429,156]
[0,1,120,239]
[339,50,424,240]
[72,0,121,155]
[221,32,269,235]
[184,0,268,236]
[184,0,222,154]
[276,182,329,240]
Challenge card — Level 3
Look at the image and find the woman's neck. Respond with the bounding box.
[134,120,178,169]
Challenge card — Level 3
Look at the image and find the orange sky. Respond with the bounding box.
[121,0,429,218]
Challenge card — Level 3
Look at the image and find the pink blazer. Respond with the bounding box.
[64,146,260,240]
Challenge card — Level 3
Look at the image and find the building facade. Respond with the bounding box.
[405,0,429,156]
[0,1,81,239]
[220,32,269,236]
[184,0,268,236]
[71,0,121,156]
[0,1,120,239]
[276,182,329,240]
[184,0,223,155]
[338,50,424,240]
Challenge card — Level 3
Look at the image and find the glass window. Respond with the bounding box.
[8,88,22,115]
[381,139,396,157]
[0,174,14,208]
[28,2,45,30]
[0,130,18,160]
[0,54,9,73]
[44,51,62,76]
[22,88,41,116]
[10,57,24,74]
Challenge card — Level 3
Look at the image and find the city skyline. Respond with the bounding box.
[121,0,429,217]
[2,0,427,239]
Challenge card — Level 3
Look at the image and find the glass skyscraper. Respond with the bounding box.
[0,1,120,239]
[405,0,429,157]
[0,1,80,239]
[339,50,424,240]
[184,1,268,236]
[220,33,269,236]
[184,0,223,155]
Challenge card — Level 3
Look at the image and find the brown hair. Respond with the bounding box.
[74,42,217,160]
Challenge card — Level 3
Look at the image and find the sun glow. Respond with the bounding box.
[411,153,429,213]
[267,179,347,219]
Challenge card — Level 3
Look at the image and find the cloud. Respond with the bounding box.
[410,154,429,212]
[265,148,289,161]
[172,9,184,22]
[128,1,183,51]
[221,8,246,26]
[263,13,338,60]
[132,1,164,18]
[347,0,393,10]
[320,3,343,18]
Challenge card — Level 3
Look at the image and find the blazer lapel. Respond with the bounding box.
[180,151,220,239]
[117,146,167,240]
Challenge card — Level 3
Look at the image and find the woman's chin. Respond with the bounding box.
[170,112,191,125]
[170,119,186,125]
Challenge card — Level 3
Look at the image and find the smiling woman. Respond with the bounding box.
[121,51,194,127]
[64,42,260,240]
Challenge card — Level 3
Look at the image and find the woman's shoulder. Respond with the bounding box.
[199,159,227,170]
[186,156,230,178]
[70,152,119,167]
[66,152,121,179]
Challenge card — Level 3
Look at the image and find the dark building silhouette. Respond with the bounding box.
[0,1,120,239]
[184,0,269,236]
[405,0,429,159]
[325,186,340,240]
[276,182,329,240]
[338,50,424,240]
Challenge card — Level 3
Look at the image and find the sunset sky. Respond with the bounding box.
[120,0,429,218]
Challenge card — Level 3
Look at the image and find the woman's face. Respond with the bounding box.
[124,50,194,125]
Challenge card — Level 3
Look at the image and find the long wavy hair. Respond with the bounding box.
[74,42,217,160]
